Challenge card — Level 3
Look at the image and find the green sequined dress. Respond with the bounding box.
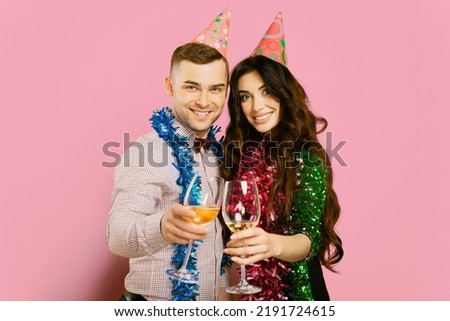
[236,144,330,301]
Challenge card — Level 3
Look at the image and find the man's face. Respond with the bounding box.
[165,59,228,138]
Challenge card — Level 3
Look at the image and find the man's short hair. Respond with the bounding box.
[170,42,229,77]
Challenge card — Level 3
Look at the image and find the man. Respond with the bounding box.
[106,7,231,301]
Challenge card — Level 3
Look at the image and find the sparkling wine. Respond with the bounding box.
[184,206,220,226]
[225,221,257,233]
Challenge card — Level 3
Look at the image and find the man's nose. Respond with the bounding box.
[196,91,210,107]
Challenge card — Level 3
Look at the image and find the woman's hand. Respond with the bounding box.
[223,227,279,265]
[223,228,312,264]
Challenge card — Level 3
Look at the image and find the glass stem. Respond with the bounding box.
[180,240,193,271]
[239,261,249,285]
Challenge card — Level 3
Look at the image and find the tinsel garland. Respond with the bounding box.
[236,140,291,300]
[235,141,327,301]
[150,107,231,301]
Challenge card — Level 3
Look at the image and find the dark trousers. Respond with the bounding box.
[119,291,147,301]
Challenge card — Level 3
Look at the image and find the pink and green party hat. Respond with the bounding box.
[251,11,287,66]
[192,5,231,58]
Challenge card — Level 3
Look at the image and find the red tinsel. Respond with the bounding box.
[236,141,291,301]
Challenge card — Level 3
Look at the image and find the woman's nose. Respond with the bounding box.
[252,95,265,112]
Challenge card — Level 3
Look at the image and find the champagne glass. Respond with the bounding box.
[166,172,224,284]
[222,179,262,294]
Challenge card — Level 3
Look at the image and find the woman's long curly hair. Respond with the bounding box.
[221,55,343,271]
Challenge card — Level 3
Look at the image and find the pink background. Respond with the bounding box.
[1,0,449,300]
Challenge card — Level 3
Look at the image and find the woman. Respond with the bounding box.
[222,55,344,300]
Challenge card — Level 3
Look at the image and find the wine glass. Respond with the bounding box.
[166,172,224,284]
[222,179,262,294]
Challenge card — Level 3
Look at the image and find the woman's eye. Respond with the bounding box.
[240,95,250,102]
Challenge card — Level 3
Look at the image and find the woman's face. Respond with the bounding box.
[237,70,281,133]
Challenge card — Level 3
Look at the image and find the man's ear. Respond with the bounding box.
[164,76,173,96]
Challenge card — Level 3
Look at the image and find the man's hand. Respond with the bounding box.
[160,203,209,244]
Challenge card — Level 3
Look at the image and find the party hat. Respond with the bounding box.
[251,11,287,66]
[192,6,231,58]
